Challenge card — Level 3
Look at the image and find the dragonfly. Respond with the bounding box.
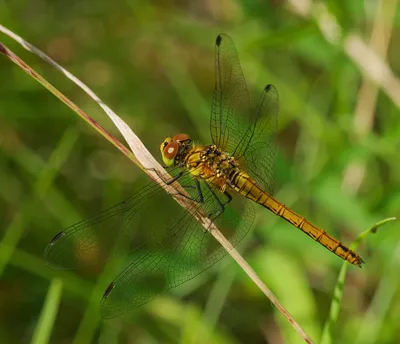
[45,33,363,319]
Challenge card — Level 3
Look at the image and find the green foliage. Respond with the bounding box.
[0,1,399,343]
[32,278,63,344]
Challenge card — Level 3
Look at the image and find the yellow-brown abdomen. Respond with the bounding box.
[232,172,363,266]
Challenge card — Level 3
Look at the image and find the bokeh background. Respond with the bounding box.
[1,0,400,343]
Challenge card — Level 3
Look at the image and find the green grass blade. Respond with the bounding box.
[320,217,397,344]
[31,278,63,344]
[0,127,78,277]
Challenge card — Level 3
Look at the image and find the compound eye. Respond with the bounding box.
[160,137,173,153]
[173,133,191,142]
[163,141,179,159]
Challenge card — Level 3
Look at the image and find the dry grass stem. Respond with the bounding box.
[341,0,398,194]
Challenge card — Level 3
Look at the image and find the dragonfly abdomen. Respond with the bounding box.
[233,172,364,267]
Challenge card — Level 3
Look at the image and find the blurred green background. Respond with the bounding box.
[1,0,400,343]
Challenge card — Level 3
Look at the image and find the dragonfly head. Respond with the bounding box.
[160,133,192,167]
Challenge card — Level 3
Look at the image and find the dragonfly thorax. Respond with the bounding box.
[184,144,240,192]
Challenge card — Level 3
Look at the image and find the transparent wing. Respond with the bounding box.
[210,33,253,158]
[44,168,255,319]
[44,167,189,270]
[241,85,278,195]
[100,183,254,319]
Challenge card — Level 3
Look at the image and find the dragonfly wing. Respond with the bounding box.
[242,84,278,195]
[210,33,253,157]
[100,182,255,319]
[44,167,190,270]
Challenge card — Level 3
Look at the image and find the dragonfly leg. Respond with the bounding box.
[147,168,206,204]
[174,178,202,193]
[146,167,185,185]
[193,179,205,203]
[168,178,205,205]
[204,183,232,221]
[222,190,233,205]
[164,171,184,185]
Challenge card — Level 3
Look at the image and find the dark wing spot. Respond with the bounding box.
[49,231,65,245]
[216,34,223,46]
[103,282,116,298]
[265,84,272,91]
